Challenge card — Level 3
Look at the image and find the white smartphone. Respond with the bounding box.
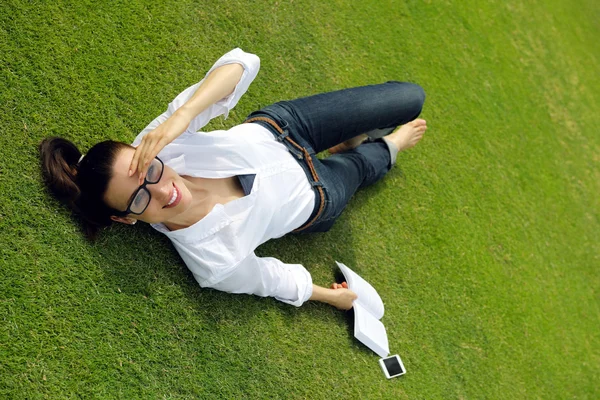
[379,355,406,379]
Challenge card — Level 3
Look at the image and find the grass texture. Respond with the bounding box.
[1,0,599,398]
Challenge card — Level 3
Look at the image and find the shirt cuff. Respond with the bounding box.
[275,264,313,307]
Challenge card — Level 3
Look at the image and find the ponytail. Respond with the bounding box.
[39,137,82,206]
[39,137,131,240]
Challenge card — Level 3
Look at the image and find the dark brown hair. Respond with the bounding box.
[39,137,132,240]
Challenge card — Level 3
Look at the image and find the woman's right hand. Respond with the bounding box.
[129,110,192,184]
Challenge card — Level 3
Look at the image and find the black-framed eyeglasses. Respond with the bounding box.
[114,157,164,216]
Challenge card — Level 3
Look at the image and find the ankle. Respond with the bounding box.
[382,137,399,165]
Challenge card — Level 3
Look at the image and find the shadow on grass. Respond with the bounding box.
[74,172,396,340]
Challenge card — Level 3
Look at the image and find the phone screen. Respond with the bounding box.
[383,356,404,376]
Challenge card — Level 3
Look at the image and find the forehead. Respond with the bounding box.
[104,147,138,210]
[112,147,135,176]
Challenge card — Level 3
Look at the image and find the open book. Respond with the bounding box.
[336,261,389,357]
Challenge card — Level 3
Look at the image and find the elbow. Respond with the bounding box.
[241,51,260,76]
[250,53,260,71]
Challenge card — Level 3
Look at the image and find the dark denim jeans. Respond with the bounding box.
[245,81,425,232]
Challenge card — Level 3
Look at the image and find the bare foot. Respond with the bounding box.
[328,134,368,154]
[386,118,427,151]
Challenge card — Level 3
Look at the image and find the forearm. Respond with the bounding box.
[309,284,335,303]
[309,284,356,310]
[175,63,244,123]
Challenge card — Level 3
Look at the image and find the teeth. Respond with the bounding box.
[167,187,177,206]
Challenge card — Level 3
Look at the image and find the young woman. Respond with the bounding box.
[40,48,426,310]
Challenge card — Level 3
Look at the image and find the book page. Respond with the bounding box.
[353,302,389,357]
[336,261,384,319]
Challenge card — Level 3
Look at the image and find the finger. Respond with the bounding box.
[137,141,155,183]
[147,137,167,164]
[130,137,151,177]
[134,141,148,179]
[138,154,150,183]
[341,282,348,288]
[137,151,147,184]
[138,140,152,170]
[129,147,142,177]
[330,283,337,289]
[139,139,161,183]
[139,156,153,184]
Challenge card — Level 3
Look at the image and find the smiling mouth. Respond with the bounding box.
[163,183,181,209]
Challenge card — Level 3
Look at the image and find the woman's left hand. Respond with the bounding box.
[129,111,192,184]
[330,282,349,290]
[329,282,357,310]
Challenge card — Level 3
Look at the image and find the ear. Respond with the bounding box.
[110,215,137,225]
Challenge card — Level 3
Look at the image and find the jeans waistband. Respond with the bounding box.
[243,116,324,233]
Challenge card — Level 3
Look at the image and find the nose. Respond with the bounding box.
[148,181,172,205]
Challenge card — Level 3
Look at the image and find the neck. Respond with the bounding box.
[163,176,210,231]
[162,175,245,231]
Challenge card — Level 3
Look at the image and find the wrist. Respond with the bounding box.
[309,285,335,305]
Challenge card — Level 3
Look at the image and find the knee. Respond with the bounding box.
[410,83,426,110]
[387,81,426,115]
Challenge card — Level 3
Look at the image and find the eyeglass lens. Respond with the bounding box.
[130,189,151,214]
[130,158,163,214]
[146,158,163,183]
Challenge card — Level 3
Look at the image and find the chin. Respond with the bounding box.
[178,196,193,213]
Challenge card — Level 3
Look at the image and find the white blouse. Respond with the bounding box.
[131,48,316,306]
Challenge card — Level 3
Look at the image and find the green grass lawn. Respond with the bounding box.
[1,0,599,398]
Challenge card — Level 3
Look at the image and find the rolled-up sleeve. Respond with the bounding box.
[133,48,260,146]
[208,253,313,307]
[200,48,260,120]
